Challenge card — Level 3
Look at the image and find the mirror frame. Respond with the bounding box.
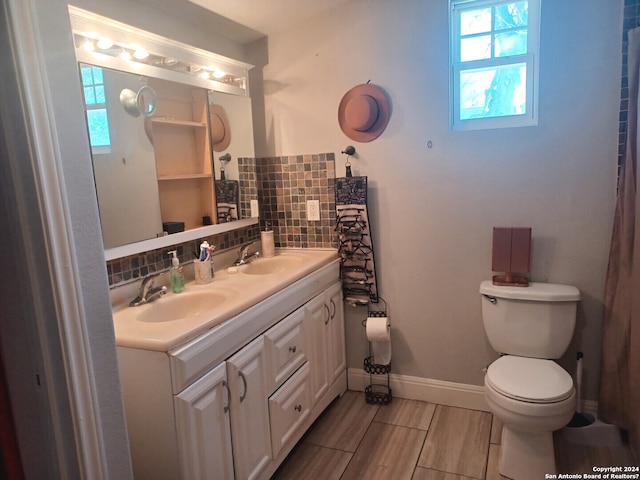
[69,6,259,261]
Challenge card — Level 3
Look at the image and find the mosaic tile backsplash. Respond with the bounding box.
[106,152,338,287]
[256,153,337,249]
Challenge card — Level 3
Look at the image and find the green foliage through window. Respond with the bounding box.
[450,0,540,130]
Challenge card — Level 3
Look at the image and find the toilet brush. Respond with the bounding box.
[567,352,594,427]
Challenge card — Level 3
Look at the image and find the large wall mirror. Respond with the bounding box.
[69,6,258,259]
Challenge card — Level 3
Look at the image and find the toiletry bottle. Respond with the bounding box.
[168,250,185,293]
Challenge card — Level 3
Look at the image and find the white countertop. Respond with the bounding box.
[111,248,339,352]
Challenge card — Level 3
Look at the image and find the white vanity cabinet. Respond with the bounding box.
[116,259,347,480]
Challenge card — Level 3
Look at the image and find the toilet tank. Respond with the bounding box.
[479,281,580,359]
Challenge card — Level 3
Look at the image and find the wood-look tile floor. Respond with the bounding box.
[272,391,637,480]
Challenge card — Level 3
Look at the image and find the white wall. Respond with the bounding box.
[253,0,622,401]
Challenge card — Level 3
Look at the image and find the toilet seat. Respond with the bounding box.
[486,356,574,404]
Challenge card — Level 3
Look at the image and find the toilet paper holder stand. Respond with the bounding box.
[362,297,392,405]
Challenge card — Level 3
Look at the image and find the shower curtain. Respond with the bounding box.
[599,27,640,460]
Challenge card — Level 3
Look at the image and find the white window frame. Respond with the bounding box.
[449,0,541,131]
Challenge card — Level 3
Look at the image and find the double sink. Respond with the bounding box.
[111,249,338,352]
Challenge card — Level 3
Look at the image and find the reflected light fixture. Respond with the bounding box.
[96,37,113,50]
[133,48,149,60]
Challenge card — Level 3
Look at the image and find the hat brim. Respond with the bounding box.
[338,83,390,142]
[209,104,231,152]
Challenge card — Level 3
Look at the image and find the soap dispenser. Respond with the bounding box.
[168,250,185,293]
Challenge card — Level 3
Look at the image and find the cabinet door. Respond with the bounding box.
[227,336,272,480]
[174,362,234,480]
[326,282,347,383]
[304,293,330,406]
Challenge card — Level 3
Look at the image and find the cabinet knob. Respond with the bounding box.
[288,345,297,353]
[294,404,302,412]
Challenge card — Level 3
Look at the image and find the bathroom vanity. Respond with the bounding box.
[112,249,346,480]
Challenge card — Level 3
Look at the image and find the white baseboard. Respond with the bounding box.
[347,369,601,415]
[347,368,490,412]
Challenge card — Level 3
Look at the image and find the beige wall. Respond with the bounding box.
[252,0,622,401]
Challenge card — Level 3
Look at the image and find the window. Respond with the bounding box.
[80,64,112,152]
[450,0,540,131]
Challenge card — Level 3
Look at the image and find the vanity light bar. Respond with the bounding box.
[72,33,246,90]
[68,5,253,96]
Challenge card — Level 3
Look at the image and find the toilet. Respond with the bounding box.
[479,280,581,480]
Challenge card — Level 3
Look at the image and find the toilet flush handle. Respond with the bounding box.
[483,294,497,305]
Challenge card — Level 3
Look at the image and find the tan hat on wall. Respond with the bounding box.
[210,104,231,152]
[338,83,390,142]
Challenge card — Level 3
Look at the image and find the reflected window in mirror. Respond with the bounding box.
[80,64,112,153]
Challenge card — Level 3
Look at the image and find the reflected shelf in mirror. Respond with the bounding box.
[104,217,258,262]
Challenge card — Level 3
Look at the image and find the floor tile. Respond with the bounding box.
[490,416,502,445]
[412,467,477,480]
[275,391,638,480]
[272,443,351,480]
[554,432,638,473]
[341,421,427,480]
[417,405,492,479]
[374,398,437,431]
[304,390,379,452]
[485,443,509,480]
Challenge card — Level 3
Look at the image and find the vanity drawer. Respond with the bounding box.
[264,308,306,391]
[268,362,311,458]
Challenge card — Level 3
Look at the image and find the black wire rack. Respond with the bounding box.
[363,298,392,405]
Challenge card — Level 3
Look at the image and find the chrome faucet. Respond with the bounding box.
[233,241,260,266]
[129,272,168,307]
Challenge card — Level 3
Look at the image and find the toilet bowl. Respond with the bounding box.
[485,356,575,480]
[479,281,580,480]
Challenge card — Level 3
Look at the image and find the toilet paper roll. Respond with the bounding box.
[366,316,391,365]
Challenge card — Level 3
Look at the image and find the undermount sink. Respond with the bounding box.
[133,290,228,323]
[240,253,305,275]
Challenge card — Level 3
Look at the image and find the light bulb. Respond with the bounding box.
[213,69,226,79]
[133,48,149,60]
[96,38,113,50]
[120,50,132,61]
[82,39,95,52]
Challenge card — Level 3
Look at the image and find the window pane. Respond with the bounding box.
[461,35,492,62]
[84,86,96,105]
[86,108,111,147]
[460,8,491,36]
[495,30,527,57]
[494,2,528,30]
[94,85,106,104]
[459,63,527,120]
[91,66,104,84]
[80,66,93,86]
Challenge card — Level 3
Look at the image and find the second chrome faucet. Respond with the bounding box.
[233,241,260,266]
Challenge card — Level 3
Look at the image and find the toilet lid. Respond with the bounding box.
[486,356,574,403]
